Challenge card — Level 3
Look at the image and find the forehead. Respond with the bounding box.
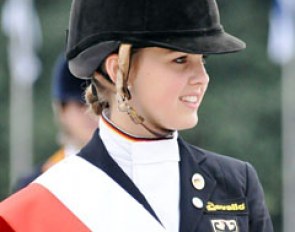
[133,47,203,61]
[133,47,188,61]
[138,47,184,55]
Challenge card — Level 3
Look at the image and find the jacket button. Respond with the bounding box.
[192,173,205,190]
[192,197,204,209]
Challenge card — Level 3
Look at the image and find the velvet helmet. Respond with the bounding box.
[66,0,246,79]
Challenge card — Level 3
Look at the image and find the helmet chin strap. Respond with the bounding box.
[116,43,173,138]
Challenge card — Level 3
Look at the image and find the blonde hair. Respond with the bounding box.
[85,46,139,116]
[84,78,107,116]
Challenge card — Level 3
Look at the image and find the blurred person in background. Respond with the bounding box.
[14,54,98,191]
[0,0,273,231]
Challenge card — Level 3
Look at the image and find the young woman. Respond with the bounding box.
[0,0,273,231]
[13,55,97,192]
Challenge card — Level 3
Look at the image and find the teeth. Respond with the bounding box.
[180,96,198,103]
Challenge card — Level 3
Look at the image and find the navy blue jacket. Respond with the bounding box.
[79,130,274,232]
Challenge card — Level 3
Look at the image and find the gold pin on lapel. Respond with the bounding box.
[192,173,205,190]
[192,197,204,209]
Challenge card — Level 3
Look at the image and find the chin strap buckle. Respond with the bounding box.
[116,43,144,125]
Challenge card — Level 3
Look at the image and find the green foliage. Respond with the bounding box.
[0,0,281,230]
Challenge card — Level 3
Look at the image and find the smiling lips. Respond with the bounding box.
[180,96,198,103]
[179,95,200,109]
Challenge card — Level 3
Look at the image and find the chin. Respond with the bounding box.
[174,116,199,131]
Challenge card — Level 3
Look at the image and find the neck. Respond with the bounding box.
[104,109,174,139]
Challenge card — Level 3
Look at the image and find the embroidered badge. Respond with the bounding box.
[206,201,246,212]
[211,219,239,232]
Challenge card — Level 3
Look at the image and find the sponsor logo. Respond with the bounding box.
[206,202,246,212]
[211,219,238,232]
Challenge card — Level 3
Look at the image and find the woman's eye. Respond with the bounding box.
[174,56,187,64]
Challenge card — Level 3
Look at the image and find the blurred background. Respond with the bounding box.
[1,0,294,231]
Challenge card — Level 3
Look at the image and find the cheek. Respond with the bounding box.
[73,110,97,131]
[135,75,181,109]
[69,112,97,142]
[157,84,181,110]
[63,107,96,131]
[155,76,185,107]
[132,65,186,111]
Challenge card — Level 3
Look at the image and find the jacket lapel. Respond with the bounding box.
[78,129,161,224]
[178,137,217,232]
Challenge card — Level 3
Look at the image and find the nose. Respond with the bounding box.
[189,62,210,86]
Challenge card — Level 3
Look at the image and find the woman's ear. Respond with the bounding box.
[104,54,119,84]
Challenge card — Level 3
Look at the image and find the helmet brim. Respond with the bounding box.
[69,41,120,79]
[69,30,245,79]
[141,31,246,55]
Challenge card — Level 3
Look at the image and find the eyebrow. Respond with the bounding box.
[168,50,205,58]
[166,49,186,55]
[161,49,188,58]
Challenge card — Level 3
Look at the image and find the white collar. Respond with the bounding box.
[99,114,181,232]
[99,115,180,165]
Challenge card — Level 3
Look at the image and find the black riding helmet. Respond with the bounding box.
[66,0,246,79]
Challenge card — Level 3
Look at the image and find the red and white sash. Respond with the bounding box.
[0,155,166,231]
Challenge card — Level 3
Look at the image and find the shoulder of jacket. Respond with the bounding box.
[185,141,247,167]
[181,139,251,182]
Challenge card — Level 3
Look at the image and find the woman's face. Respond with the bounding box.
[59,101,98,147]
[127,47,209,132]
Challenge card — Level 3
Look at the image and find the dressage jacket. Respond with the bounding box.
[0,130,273,232]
